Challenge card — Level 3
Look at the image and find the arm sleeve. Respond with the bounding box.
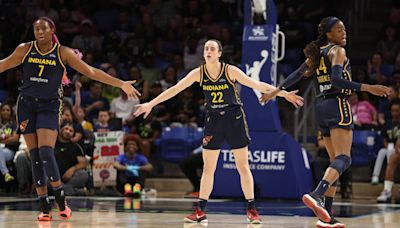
[279,62,308,90]
[331,65,361,91]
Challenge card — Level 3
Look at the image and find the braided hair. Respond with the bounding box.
[303,17,339,76]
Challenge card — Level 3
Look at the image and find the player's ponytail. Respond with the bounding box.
[303,17,339,77]
[35,17,83,85]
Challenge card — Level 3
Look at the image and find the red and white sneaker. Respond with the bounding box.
[316,217,346,228]
[37,211,52,221]
[183,208,208,223]
[246,208,262,224]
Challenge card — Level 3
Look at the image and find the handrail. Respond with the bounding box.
[294,82,316,143]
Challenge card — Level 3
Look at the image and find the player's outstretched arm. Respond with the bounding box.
[0,43,31,73]
[330,47,391,97]
[228,65,304,108]
[134,68,200,118]
[260,61,309,104]
[61,46,140,99]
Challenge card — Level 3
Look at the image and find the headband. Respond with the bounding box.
[323,17,340,33]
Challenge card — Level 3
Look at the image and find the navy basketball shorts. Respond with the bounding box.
[315,96,354,137]
[16,95,62,134]
[203,107,251,150]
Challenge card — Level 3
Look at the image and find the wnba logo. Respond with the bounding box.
[245,50,269,102]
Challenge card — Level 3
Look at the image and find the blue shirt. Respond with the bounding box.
[116,153,149,177]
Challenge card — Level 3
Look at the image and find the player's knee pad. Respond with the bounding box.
[30,148,46,187]
[329,154,352,175]
[39,146,61,182]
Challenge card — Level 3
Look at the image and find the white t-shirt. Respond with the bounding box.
[110,96,140,121]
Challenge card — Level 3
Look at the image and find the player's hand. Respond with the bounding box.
[260,88,281,104]
[283,90,304,108]
[364,84,391,97]
[133,102,154,119]
[121,80,141,99]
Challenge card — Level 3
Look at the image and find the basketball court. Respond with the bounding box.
[0,196,399,227]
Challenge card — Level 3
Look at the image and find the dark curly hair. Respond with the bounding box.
[303,17,337,76]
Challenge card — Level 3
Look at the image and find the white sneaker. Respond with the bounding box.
[377,190,392,203]
[371,176,379,185]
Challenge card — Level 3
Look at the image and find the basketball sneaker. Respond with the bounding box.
[184,208,208,223]
[133,183,142,198]
[246,208,262,224]
[54,188,72,220]
[377,189,392,203]
[316,217,346,228]
[302,192,330,222]
[124,183,134,197]
[37,196,52,221]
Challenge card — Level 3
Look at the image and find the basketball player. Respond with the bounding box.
[261,17,391,227]
[134,39,304,224]
[0,17,140,221]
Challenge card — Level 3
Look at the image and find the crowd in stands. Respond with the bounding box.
[0,0,399,201]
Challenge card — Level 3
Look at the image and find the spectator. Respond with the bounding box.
[129,66,150,103]
[376,137,400,203]
[349,93,378,130]
[73,81,94,132]
[94,109,112,132]
[14,137,32,195]
[180,146,203,198]
[114,138,153,197]
[377,26,400,64]
[130,113,162,158]
[378,85,399,125]
[110,89,139,126]
[71,19,102,55]
[170,87,200,128]
[183,36,202,70]
[61,108,84,144]
[54,122,88,196]
[0,103,19,183]
[367,52,391,85]
[140,50,162,87]
[159,66,177,91]
[100,65,121,102]
[371,101,400,185]
[81,81,110,122]
[35,0,59,23]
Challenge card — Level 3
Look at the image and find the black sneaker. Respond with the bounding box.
[316,217,346,228]
[302,192,330,222]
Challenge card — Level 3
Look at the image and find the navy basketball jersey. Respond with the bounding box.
[21,41,66,99]
[314,44,353,97]
[200,63,242,111]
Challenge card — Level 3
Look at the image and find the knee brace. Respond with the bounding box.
[39,146,61,182]
[329,155,352,175]
[30,148,46,187]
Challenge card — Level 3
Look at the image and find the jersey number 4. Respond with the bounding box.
[211,91,224,103]
[316,57,328,75]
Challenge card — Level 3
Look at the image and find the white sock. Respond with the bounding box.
[384,180,394,191]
